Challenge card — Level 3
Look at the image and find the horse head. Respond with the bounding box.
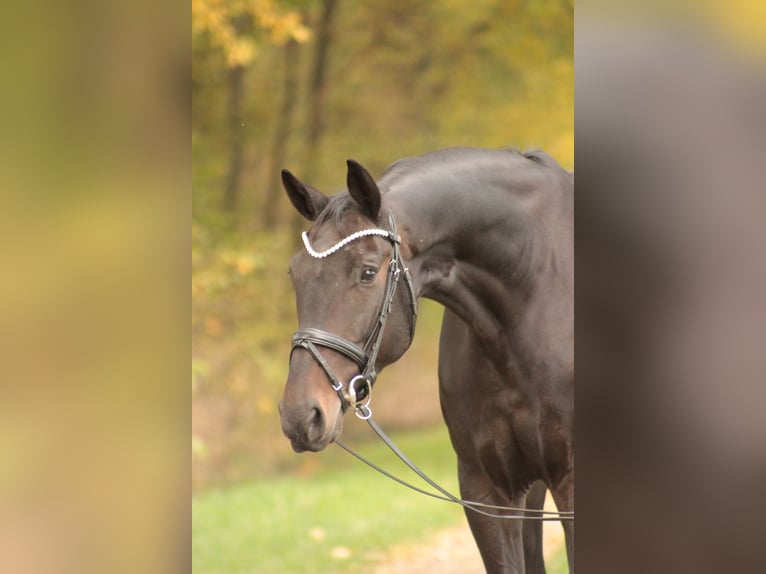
[279,160,417,452]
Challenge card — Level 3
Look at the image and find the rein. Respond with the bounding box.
[336,419,574,521]
[291,211,574,522]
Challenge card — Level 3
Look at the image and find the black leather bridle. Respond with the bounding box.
[290,211,418,418]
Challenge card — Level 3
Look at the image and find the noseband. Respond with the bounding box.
[290,211,418,419]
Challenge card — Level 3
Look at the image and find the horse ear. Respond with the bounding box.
[281,169,329,221]
[346,159,381,221]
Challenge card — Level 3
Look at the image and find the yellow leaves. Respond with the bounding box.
[255,396,274,415]
[226,38,257,68]
[234,253,256,276]
[255,8,311,45]
[548,132,574,171]
[285,14,311,44]
[192,247,262,300]
[191,0,223,35]
[204,316,224,336]
[707,0,766,56]
[193,0,311,67]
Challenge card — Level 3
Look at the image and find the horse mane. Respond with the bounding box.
[313,147,569,232]
[381,146,559,180]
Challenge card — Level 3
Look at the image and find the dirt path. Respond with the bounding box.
[372,493,565,573]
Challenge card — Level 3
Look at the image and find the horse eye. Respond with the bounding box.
[360,267,378,283]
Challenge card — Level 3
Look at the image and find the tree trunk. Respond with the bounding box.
[292,0,338,238]
[223,62,246,215]
[306,0,338,162]
[263,39,299,230]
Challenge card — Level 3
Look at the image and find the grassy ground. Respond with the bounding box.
[193,425,567,573]
[546,548,569,574]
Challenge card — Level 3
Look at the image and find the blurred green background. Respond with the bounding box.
[192,0,572,571]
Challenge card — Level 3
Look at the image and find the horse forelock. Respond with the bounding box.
[312,191,382,238]
[312,194,356,235]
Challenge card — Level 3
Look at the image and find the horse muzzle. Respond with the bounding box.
[278,395,344,452]
[278,359,347,452]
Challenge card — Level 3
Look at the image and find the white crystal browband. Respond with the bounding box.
[301,228,395,259]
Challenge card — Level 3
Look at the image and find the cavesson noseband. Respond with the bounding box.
[291,211,418,419]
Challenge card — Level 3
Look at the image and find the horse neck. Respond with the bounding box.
[384,170,573,369]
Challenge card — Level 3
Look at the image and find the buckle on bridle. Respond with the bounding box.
[345,374,373,419]
[389,258,401,278]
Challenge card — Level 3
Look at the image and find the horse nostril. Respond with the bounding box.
[306,406,325,441]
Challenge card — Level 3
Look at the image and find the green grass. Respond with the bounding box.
[547,547,569,574]
[193,425,569,573]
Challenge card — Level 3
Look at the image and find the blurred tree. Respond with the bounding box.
[192,0,310,216]
[304,0,338,179]
[192,0,310,68]
[222,15,249,215]
[263,38,300,229]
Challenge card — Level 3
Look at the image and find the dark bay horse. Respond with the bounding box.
[278,147,573,573]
